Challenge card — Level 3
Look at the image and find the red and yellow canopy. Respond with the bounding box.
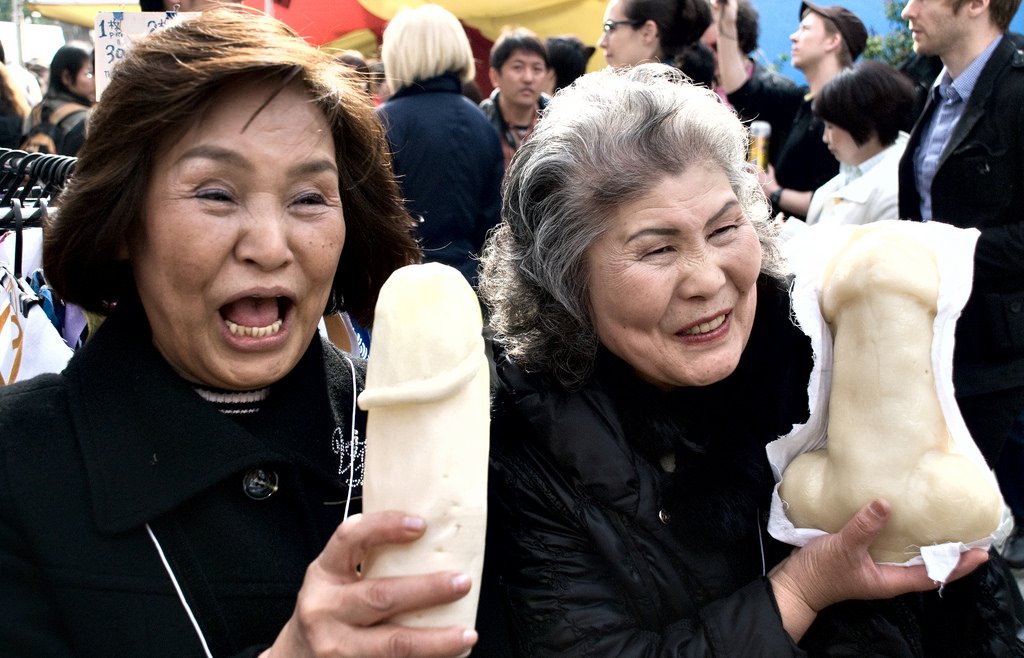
[26,0,608,93]
[27,0,606,56]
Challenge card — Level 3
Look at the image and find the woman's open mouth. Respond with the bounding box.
[220,296,291,338]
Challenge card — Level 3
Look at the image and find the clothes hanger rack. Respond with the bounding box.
[0,148,77,231]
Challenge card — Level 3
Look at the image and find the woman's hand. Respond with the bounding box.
[264,511,478,658]
[758,165,780,197]
[714,0,748,94]
[714,0,737,27]
[768,499,989,642]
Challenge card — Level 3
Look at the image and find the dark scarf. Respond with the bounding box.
[602,276,812,549]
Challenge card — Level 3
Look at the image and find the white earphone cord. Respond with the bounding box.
[146,523,214,658]
[340,352,358,522]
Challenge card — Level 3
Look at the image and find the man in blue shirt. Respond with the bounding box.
[898,0,1024,552]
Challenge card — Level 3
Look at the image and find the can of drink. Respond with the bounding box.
[748,120,771,172]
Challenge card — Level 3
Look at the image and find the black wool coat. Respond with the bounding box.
[898,35,1024,397]
[0,303,366,656]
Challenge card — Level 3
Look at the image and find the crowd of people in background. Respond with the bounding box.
[0,0,230,154]
[0,41,94,155]
[2,0,1024,655]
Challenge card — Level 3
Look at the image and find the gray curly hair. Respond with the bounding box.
[478,63,784,391]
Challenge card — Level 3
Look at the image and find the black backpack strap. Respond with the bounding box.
[38,103,52,124]
[50,103,89,130]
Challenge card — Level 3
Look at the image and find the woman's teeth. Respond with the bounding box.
[225,319,283,337]
[684,314,725,335]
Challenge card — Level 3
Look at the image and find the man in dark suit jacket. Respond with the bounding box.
[898,0,1024,522]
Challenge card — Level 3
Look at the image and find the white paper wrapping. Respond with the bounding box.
[766,220,1010,581]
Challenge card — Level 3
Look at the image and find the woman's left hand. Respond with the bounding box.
[768,499,989,642]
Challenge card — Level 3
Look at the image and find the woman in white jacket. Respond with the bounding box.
[783,60,915,235]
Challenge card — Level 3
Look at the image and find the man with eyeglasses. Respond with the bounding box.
[480,27,551,168]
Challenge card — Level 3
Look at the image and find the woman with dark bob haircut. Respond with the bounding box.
[0,7,481,657]
[813,60,914,147]
[785,60,916,233]
[477,63,1023,655]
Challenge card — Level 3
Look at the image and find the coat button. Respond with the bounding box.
[658,509,671,524]
[243,468,279,500]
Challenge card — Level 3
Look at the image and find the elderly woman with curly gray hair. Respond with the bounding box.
[477,64,1023,656]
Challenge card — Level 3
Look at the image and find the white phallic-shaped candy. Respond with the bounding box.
[357,262,489,631]
[779,224,1002,563]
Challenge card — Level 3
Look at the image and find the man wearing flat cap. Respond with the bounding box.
[715,0,867,220]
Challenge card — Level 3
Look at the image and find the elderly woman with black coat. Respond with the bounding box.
[477,64,1024,656]
[0,9,479,657]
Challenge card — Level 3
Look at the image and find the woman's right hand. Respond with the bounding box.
[263,511,478,657]
[768,499,990,642]
[712,0,748,94]
[714,0,737,32]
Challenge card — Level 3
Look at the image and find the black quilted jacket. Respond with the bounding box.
[480,277,1024,657]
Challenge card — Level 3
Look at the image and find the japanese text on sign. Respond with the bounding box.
[94,11,200,101]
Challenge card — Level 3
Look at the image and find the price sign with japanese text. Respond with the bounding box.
[94,11,200,101]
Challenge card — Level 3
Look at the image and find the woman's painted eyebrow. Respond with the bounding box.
[705,200,741,225]
[175,144,248,169]
[624,200,740,244]
[175,145,338,178]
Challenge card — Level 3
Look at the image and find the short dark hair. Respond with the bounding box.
[334,49,371,96]
[677,41,715,87]
[490,27,548,71]
[45,6,419,327]
[812,60,915,147]
[545,35,595,91]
